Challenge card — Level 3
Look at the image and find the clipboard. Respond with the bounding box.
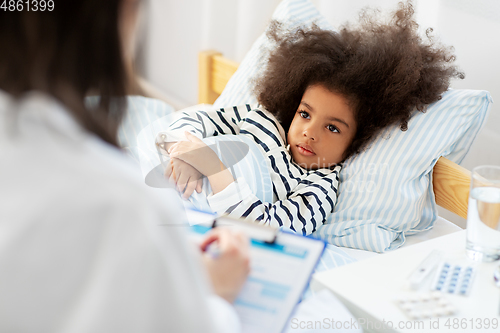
[189,209,326,333]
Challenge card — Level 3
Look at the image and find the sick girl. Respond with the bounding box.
[157,1,463,235]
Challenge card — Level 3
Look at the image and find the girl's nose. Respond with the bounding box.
[303,128,315,141]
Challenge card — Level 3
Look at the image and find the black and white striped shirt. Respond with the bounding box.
[163,104,341,235]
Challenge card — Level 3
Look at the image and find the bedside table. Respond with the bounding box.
[312,231,499,333]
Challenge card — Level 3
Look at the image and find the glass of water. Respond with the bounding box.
[466,165,500,262]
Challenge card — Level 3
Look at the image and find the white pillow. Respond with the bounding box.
[211,0,493,252]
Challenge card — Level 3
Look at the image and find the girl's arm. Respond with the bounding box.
[158,104,254,144]
[156,105,253,196]
[206,168,341,235]
[169,132,235,195]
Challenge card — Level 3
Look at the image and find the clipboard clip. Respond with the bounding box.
[212,215,278,244]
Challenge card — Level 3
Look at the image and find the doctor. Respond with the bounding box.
[0,1,249,332]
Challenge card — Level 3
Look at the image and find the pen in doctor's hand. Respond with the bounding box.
[200,228,251,303]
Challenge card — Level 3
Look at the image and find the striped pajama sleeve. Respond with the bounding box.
[161,104,253,141]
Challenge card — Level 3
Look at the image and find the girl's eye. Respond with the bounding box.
[327,124,339,133]
[299,110,310,119]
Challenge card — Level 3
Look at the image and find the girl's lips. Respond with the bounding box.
[297,144,315,156]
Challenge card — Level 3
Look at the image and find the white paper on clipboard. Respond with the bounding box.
[189,210,326,333]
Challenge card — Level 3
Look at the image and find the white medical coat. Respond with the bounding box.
[0,90,240,333]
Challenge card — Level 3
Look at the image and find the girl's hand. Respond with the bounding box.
[165,158,203,199]
[169,131,224,177]
[200,228,250,303]
[170,131,235,195]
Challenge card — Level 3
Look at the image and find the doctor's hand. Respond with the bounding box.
[200,228,250,304]
[165,158,203,199]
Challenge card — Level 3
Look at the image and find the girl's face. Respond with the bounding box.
[287,84,357,169]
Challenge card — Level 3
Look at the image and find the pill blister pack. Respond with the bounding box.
[396,292,457,320]
[431,262,476,296]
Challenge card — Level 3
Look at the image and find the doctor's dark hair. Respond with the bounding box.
[0,0,126,146]
[254,1,464,161]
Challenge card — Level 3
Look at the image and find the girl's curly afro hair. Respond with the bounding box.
[254,1,464,161]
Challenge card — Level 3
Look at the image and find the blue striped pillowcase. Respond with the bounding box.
[118,96,175,148]
[86,95,175,150]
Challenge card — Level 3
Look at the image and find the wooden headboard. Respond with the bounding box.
[198,50,471,219]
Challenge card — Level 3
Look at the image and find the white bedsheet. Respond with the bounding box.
[340,216,462,261]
